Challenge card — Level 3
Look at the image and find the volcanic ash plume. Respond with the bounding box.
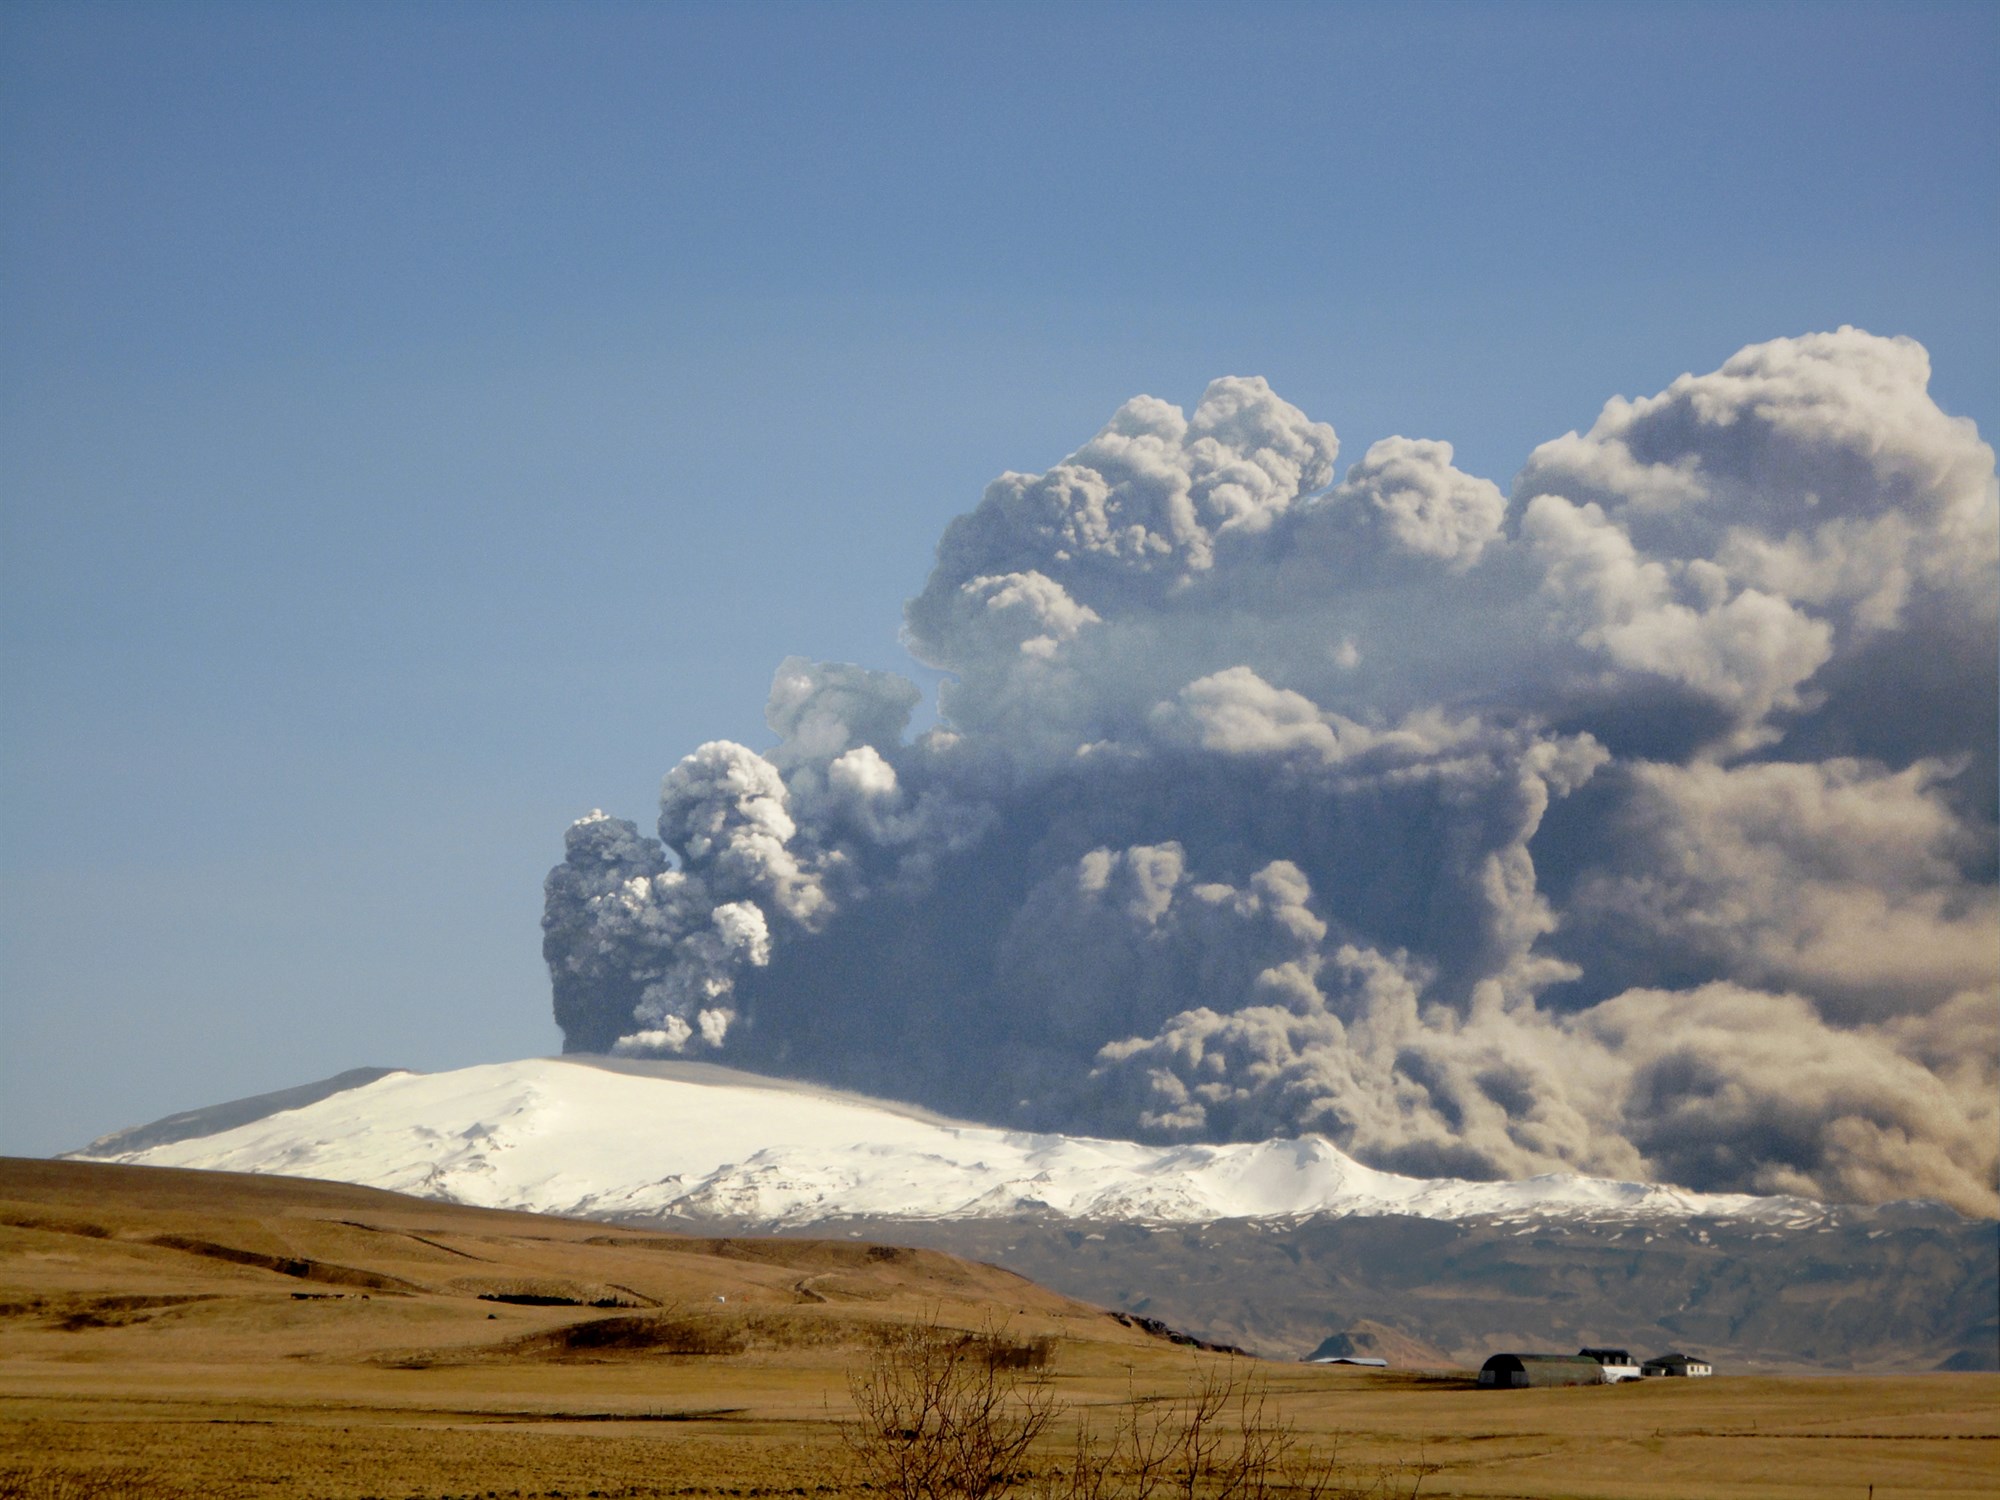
[543,331,2000,1216]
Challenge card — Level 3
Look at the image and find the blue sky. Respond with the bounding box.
[3,0,1996,1155]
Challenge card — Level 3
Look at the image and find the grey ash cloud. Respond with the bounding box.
[543,331,1999,1216]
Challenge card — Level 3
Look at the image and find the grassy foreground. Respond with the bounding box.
[2,1158,1994,1499]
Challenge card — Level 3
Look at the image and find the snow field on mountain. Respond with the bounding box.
[78,1056,1812,1227]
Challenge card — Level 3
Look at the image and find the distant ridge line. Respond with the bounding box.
[68,1066,405,1157]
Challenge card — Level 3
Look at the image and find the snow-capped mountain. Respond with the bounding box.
[72,1054,1822,1228]
[65,1055,1996,1371]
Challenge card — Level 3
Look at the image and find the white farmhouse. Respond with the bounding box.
[1642,1351,1714,1377]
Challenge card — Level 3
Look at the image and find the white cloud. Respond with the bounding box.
[1321,436,1506,570]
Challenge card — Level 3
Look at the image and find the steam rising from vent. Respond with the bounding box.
[543,333,2000,1216]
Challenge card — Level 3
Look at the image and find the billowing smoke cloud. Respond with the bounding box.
[543,330,2000,1216]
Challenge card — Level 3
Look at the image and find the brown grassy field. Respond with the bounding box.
[1,1157,1994,1498]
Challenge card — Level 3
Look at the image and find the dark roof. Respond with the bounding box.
[1479,1352,1606,1387]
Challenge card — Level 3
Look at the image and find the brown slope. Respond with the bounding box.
[0,1156,1165,1371]
[6,1163,2000,1500]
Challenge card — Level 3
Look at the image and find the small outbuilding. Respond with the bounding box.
[1478,1353,1606,1388]
[1642,1352,1713,1377]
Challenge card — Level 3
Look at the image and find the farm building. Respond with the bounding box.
[1477,1353,1606,1388]
[1642,1352,1713,1377]
[1579,1346,1642,1382]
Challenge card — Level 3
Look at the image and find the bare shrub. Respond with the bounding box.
[842,1317,1058,1500]
[968,1330,1057,1371]
[843,1317,1440,1500]
[1030,1363,1441,1500]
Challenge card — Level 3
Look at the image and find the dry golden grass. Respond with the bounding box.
[2,1158,1995,1498]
